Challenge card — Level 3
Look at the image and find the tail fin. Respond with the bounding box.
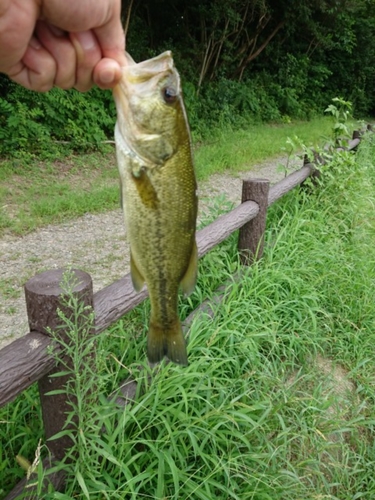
[147,319,188,366]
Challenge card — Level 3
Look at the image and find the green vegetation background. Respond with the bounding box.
[0,0,374,158]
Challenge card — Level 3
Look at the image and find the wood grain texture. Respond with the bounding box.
[27,269,94,460]
[0,163,318,408]
[0,332,61,407]
[94,274,148,334]
[196,200,259,257]
[267,164,313,205]
[24,268,92,334]
[238,179,270,265]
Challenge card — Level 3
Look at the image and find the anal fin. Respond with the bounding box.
[130,252,145,292]
[180,240,198,296]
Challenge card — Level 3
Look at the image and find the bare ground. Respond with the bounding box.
[0,155,297,350]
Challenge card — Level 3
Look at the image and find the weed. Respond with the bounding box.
[324,97,353,146]
[0,279,22,300]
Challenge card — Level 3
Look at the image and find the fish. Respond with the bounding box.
[113,51,198,366]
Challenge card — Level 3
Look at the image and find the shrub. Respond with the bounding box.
[0,77,116,158]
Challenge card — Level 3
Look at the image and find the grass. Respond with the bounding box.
[1,133,375,499]
[194,116,335,179]
[0,151,120,236]
[0,116,337,237]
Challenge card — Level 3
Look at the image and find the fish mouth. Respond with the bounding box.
[113,50,175,102]
[123,50,175,81]
[113,51,180,168]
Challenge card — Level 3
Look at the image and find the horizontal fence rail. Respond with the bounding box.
[0,164,315,408]
[1,128,370,499]
[0,134,364,409]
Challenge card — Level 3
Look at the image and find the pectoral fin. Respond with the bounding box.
[180,240,198,296]
[130,252,145,292]
[132,169,159,209]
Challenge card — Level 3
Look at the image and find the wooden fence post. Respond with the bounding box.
[352,130,360,140]
[24,268,93,461]
[238,178,269,265]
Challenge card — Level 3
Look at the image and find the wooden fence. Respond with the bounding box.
[0,129,368,499]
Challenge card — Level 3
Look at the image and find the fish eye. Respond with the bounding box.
[162,87,177,105]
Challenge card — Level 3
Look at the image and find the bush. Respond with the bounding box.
[0,77,116,158]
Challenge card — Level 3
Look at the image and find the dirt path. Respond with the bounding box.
[0,155,298,350]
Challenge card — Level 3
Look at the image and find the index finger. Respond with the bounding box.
[91,3,127,67]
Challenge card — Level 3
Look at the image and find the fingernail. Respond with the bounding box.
[29,36,41,50]
[49,25,65,37]
[100,68,116,84]
[75,31,96,51]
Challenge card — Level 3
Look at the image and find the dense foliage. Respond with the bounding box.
[126,0,375,126]
[0,80,115,157]
[0,0,374,157]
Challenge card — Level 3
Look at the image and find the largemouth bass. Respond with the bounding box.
[113,51,198,366]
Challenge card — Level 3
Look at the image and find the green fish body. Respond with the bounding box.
[113,51,198,365]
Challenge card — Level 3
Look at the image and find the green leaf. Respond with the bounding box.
[76,470,90,499]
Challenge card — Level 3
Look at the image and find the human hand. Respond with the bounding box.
[0,0,127,92]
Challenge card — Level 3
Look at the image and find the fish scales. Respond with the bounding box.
[113,51,198,365]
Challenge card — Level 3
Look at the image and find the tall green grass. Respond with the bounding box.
[1,135,375,499]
